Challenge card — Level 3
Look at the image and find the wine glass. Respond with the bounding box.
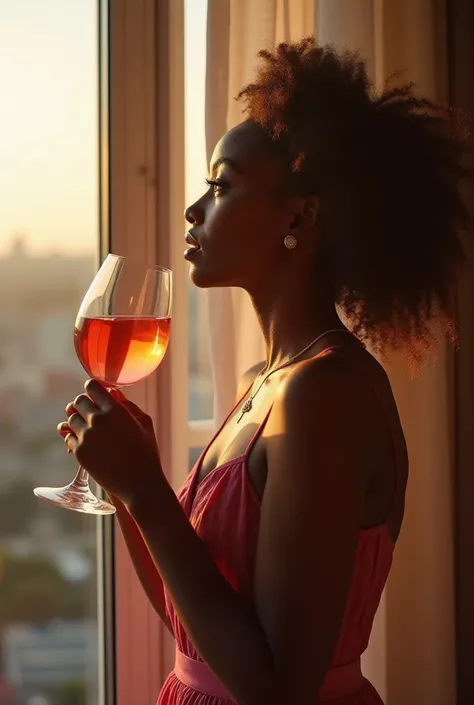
[33,254,172,515]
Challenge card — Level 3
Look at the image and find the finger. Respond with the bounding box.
[73,393,98,421]
[64,432,78,454]
[57,421,71,438]
[84,379,114,411]
[64,436,74,454]
[57,423,76,454]
[108,389,142,419]
[110,388,126,402]
[109,388,136,413]
[65,402,76,416]
[122,398,146,419]
[67,412,87,435]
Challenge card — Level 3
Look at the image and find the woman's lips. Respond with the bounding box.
[184,246,202,260]
[184,231,201,260]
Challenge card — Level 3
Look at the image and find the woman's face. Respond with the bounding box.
[184,120,307,290]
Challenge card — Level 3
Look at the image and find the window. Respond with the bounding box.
[185,0,214,425]
[184,0,215,472]
[1,1,213,702]
[0,1,101,704]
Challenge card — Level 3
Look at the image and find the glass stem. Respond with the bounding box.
[71,466,90,489]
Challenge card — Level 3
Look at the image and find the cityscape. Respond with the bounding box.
[0,236,99,705]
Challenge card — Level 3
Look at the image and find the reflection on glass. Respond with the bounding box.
[0,1,99,702]
[185,0,214,422]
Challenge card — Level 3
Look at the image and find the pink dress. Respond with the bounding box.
[159,356,396,704]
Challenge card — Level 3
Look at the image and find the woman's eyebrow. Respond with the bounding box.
[211,156,244,174]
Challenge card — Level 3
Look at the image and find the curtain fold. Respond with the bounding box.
[447,1,474,702]
[204,2,456,702]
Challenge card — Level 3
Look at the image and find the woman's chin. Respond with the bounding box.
[187,260,233,289]
[187,261,215,289]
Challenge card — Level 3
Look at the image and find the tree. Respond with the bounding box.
[54,681,87,705]
[0,550,96,624]
[50,505,88,536]
[0,552,65,624]
[0,418,18,444]
[0,480,39,536]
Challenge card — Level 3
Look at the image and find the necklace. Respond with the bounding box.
[237,328,359,423]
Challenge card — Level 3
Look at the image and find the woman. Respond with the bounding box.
[59,39,469,704]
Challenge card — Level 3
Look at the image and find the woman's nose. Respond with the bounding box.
[184,202,204,226]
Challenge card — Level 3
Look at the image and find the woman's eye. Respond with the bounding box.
[204,178,228,194]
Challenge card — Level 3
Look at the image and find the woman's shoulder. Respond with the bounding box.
[237,344,393,425]
[275,346,370,404]
[268,346,397,460]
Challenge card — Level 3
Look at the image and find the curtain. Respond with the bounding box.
[447,1,474,702]
[205,2,456,703]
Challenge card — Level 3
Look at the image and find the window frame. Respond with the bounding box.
[107,1,216,700]
[106,0,192,700]
[97,1,116,704]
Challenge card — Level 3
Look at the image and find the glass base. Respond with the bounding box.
[34,482,116,515]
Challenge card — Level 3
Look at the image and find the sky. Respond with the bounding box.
[0,0,207,257]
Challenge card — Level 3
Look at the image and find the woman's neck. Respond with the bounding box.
[247,276,344,371]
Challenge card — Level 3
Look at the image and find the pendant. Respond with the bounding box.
[237,397,253,423]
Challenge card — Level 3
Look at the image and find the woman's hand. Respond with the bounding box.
[57,379,162,507]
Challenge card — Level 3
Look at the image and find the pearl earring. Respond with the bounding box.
[284,234,298,250]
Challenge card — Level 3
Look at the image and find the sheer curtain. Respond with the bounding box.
[205,2,455,703]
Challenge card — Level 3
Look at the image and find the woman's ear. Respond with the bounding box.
[288,212,303,232]
[303,195,320,228]
[288,195,320,233]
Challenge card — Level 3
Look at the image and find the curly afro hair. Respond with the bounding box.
[237,37,471,362]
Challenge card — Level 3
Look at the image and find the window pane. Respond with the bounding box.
[185,0,214,422]
[0,2,100,704]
